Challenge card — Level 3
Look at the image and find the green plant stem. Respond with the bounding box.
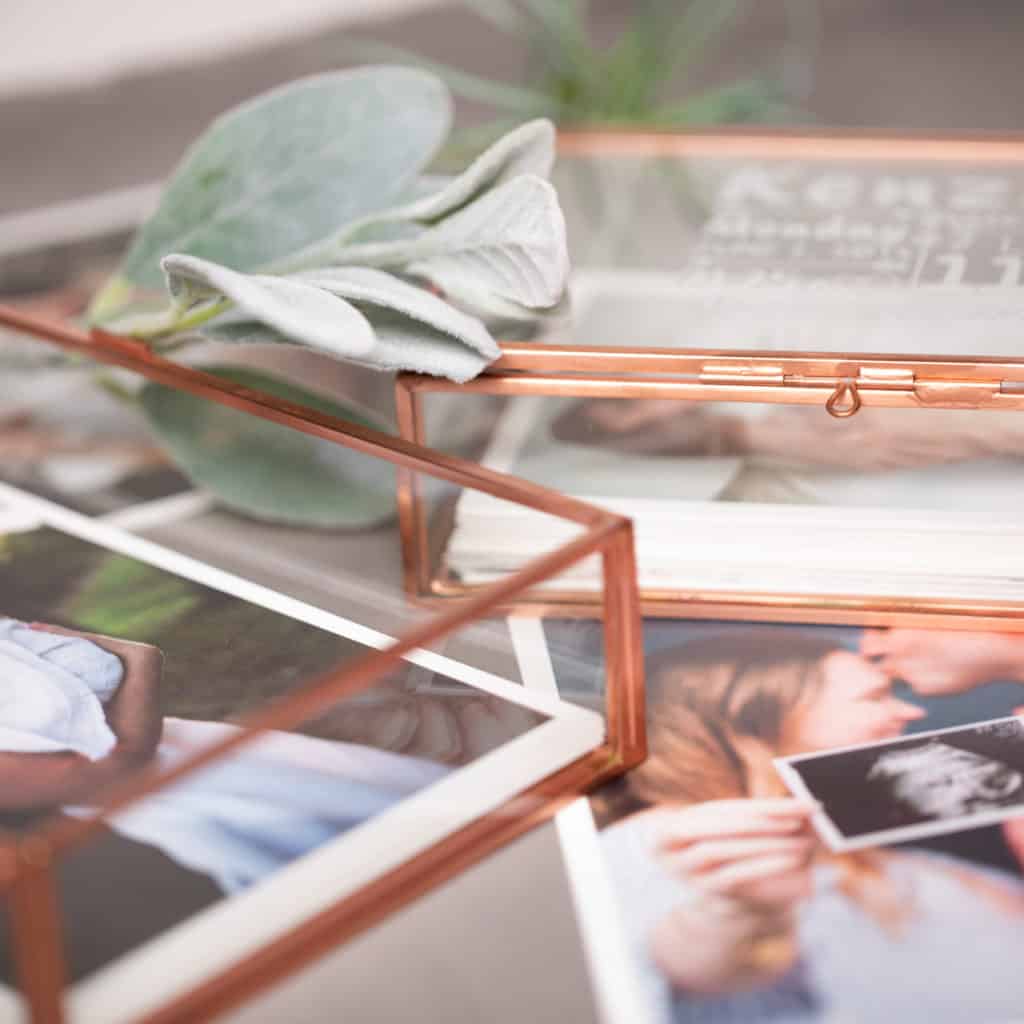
[105,298,232,340]
[92,371,140,404]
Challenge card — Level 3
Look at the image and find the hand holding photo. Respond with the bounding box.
[776,715,1024,851]
[517,616,1024,1024]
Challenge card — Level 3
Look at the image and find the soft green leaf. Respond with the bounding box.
[445,281,571,328]
[160,259,502,380]
[195,265,501,382]
[407,174,456,201]
[92,66,452,314]
[441,119,527,167]
[294,267,500,359]
[364,119,555,222]
[405,176,569,309]
[196,315,495,385]
[140,366,395,528]
[161,254,376,356]
[276,119,556,269]
[353,313,495,382]
[333,175,570,309]
[203,315,494,384]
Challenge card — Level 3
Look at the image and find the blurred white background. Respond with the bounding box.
[0,0,442,95]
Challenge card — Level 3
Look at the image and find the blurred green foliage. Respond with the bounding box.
[63,555,199,640]
[356,0,806,149]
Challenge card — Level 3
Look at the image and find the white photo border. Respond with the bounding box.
[509,616,652,1024]
[0,484,605,1023]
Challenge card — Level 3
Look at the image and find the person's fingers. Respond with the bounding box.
[29,621,77,636]
[698,852,811,896]
[697,797,816,818]
[1004,817,1024,871]
[594,400,688,432]
[657,800,816,850]
[660,799,814,837]
[659,835,814,877]
[859,629,892,656]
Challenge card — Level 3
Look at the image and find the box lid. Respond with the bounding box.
[499,130,1024,412]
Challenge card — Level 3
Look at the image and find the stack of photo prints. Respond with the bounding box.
[5,148,1024,1024]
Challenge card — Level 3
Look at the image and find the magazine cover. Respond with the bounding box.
[513,616,1024,1024]
[0,489,603,1023]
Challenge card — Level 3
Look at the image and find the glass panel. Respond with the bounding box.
[424,388,1024,601]
[0,442,607,1014]
[545,148,1024,358]
[0,340,622,1015]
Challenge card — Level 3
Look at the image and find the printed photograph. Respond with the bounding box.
[778,716,1024,851]
[521,618,1024,1024]
[0,517,550,988]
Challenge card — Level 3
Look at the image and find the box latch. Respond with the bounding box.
[700,361,1002,416]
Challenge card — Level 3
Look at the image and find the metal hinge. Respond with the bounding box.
[699,362,786,386]
[699,361,1003,417]
[912,378,1004,407]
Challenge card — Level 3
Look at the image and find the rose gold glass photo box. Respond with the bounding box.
[397,129,1024,630]
[0,305,644,1024]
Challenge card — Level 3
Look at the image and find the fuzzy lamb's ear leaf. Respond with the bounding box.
[361,313,494,383]
[192,314,495,385]
[162,255,376,357]
[194,265,501,382]
[140,366,395,528]
[333,175,569,309]
[90,66,452,319]
[293,266,499,360]
[391,119,556,221]
[273,120,555,271]
[405,176,569,308]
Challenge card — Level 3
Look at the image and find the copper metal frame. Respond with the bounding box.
[514,127,1024,396]
[394,128,1024,626]
[0,304,645,1024]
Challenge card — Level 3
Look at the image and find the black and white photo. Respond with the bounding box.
[777,715,1024,850]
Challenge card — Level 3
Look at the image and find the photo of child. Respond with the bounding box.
[0,523,548,985]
